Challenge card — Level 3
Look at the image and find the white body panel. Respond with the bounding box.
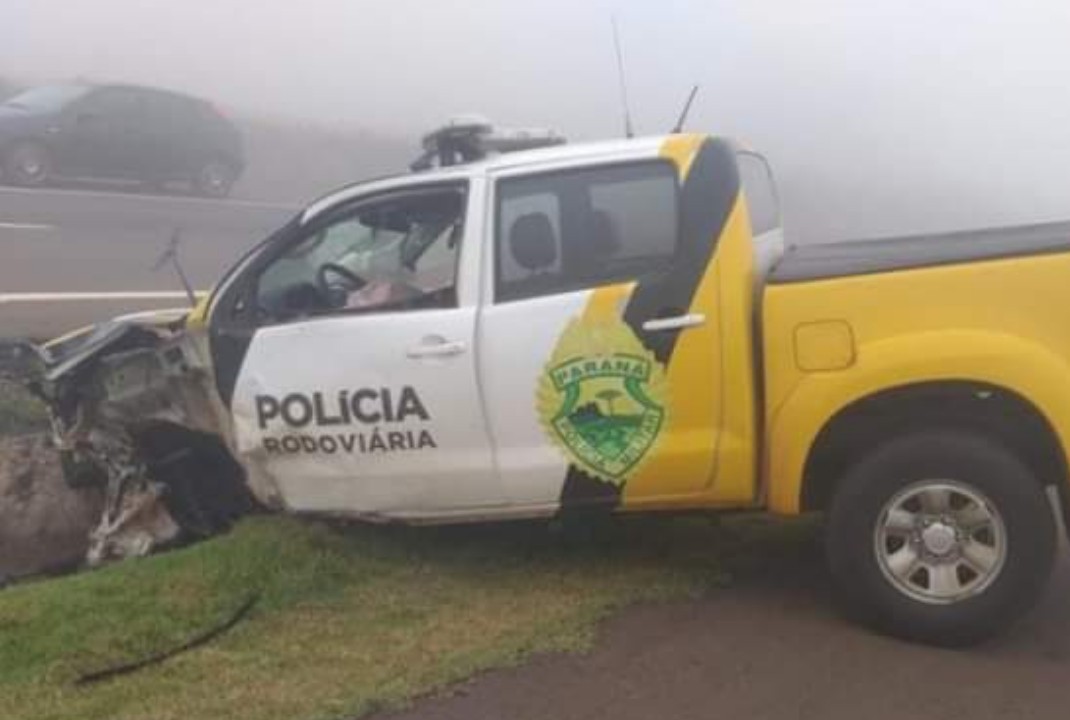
[478,290,591,510]
[229,179,499,520]
[231,308,500,517]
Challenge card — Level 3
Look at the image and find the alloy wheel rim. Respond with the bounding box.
[201,164,229,192]
[873,480,1007,605]
[16,149,44,179]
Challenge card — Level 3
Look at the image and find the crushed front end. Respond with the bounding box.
[1,312,257,566]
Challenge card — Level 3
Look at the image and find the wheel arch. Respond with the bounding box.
[800,380,1068,516]
[765,330,1070,518]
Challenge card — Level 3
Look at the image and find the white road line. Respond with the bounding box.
[0,185,295,212]
[0,222,55,231]
[0,291,206,304]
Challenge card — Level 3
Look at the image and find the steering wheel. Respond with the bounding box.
[316,262,367,307]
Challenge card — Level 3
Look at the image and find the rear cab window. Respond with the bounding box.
[494,161,678,302]
[737,151,781,235]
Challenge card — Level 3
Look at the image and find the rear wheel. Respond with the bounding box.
[192,159,236,198]
[826,430,1057,646]
[3,141,51,187]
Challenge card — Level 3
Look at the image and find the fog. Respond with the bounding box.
[4,0,1070,242]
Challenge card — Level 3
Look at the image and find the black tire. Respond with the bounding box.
[192,159,236,198]
[2,141,51,187]
[826,429,1057,647]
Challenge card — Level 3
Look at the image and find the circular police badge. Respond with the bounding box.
[537,314,669,486]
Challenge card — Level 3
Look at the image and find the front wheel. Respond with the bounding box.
[826,430,1057,646]
[2,141,51,187]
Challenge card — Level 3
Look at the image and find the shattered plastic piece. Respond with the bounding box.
[87,478,181,566]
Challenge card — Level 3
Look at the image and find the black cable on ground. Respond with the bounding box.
[74,593,259,686]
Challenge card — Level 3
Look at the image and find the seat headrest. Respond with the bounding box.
[509,213,557,272]
[590,210,620,259]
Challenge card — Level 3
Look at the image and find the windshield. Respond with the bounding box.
[256,189,465,320]
[281,199,457,286]
[3,84,91,112]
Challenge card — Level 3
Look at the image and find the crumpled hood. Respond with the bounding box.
[38,307,191,382]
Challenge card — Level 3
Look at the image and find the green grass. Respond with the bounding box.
[0,513,769,720]
[0,380,48,435]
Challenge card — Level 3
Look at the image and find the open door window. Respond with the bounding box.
[253,186,467,325]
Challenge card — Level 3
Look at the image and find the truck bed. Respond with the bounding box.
[769,220,1070,283]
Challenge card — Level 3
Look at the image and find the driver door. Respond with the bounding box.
[218,182,502,519]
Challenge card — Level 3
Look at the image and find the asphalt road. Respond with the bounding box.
[376,530,1070,720]
[0,185,295,338]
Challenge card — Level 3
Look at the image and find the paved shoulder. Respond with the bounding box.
[375,543,1070,720]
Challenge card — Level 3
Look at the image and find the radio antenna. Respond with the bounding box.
[611,16,635,138]
[672,85,700,134]
[152,228,197,307]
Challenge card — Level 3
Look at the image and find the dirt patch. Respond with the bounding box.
[0,434,103,582]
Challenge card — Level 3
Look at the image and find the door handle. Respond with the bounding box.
[641,313,706,332]
[406,338,467,359]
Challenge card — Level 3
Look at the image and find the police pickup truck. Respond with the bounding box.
[12,127,1070,647]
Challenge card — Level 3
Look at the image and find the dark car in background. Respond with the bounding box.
[0,83,244,197]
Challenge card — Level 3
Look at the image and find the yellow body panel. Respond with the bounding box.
[695,196,759,506]
[762,252,1070,514]
[615,136,760,510]
[622,135,722,507]
[558,134,762,511]
[621,197,759,510]
[658,133,703,179]
[793,320,855,372]
[185,293,211,329]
